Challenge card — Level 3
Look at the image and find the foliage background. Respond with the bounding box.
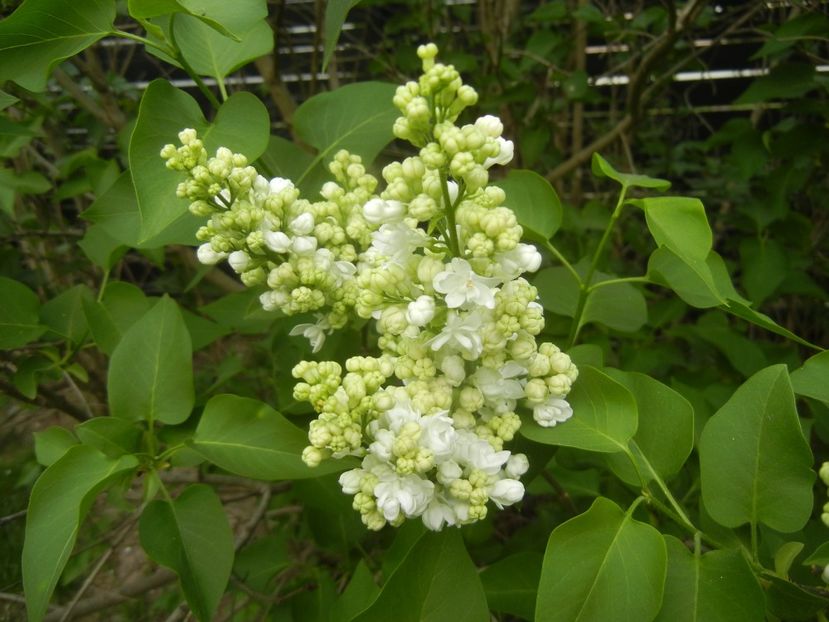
[0,0,828,620]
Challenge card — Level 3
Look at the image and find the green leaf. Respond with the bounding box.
[591,153,671,190]
[480,551,543,621]
[353,530,489,622]
[234,533,290,592]
[33,427,78,467]
[495,169,562,241]
[634,196,712,262]
[40,284,93,345]
[803,541,829,566]
[0,0,115,92]
[654,536,764,622]
[0,89,18,111]
[790,351,829,403]
[334,560,380,621]
[173,14,273,81]
[699,365,814,532]
[605,370,694,486]
[647,247,725,308]
[323,0,360,71]
[82,281,151,355]
[78,223,127,269]
[723,298,821,351]
[23,446,138,622]
[535,497,667,622]
[130,81,270,244]
[75,418,143,458]
[763,574,829,621]
[108,296,194,425]
[0,277,46,349]
[534,267,647,332]
[583,277,647,332]
[139,483,234,622]
[192,394,354,480]
[293,81,398,194]
[258,135,315,181]
[128,0,266,40]
[774,542,805,579]
[753,13,829,59]
[521,366,638,453]
[740,238,787,304]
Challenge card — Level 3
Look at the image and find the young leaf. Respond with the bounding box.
[128,0,266,40]
[334,560,380,621]
[0,277,46,349]
[495,169,562,241]
[0,0,115,92]
[292,82,398,194]
[75,418,143,458]
[82,281,152,355]
[647,247,725,308]
[790,351,829,403]
[723,298,822,351]
[39,284,93,345]
[604,370,694,486]
[323,0,361,71]
[634,196,712,262]
[130,81,270,244]
[22,446,138,622]
[654,536,764,622]
[521,366,638,453]
[173,14,273,81]
[139,484,234,622]
[699,365,815,532]
[535,497,667,622]
[480,551,543,621]
[234,533,291,593]
[108,296,195,425]
[33,427,79,467]
[591,153,671,190]
[352,530,489,622]
[192,394,354,479]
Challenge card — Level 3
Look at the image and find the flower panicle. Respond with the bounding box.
[162,43,577,531]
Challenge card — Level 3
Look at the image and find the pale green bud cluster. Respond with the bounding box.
[820,461,829,527]
[162,44,578,531]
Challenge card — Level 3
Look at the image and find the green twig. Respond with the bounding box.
[543,240,582,285]
[587,275,650,292]
[168,15,222,111]
[567,185,629,347]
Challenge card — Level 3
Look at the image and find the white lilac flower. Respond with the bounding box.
[269,176,294,193]
[264,231,292,253]
[505,453,529,478]
[533,396,574,427]
[429,309,484,359]
[474,115,504,138]
[453,430,510,474]
[419,413,456,460]
[363,198,406,225]
[197,243,227,265]
[374,473,434,521]
[289,213,315,235]
[291,235,318,255]
[289,315,332,353]
[484,137,514,168]
[471,361,527,404]
[228,250,251,273]
[406,295,436,327]
[370,222,428,264]
[339,468,364,494]
[423,497,458,531]
[439,354,466,386]
[433,258,498,309]
[488,478,524,509]
[493,243,543,281]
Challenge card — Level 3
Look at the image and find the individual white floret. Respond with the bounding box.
[406,295,436,327]
[533,396,574,427]
[433,258,499,309]
[289,315,332,353]
[197,243,227,265]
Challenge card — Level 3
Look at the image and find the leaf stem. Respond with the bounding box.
[168,15,222,111]
[567,185,629,347]
[110,29,170,54]
[587,275,650,292]
[543,240,582,285]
